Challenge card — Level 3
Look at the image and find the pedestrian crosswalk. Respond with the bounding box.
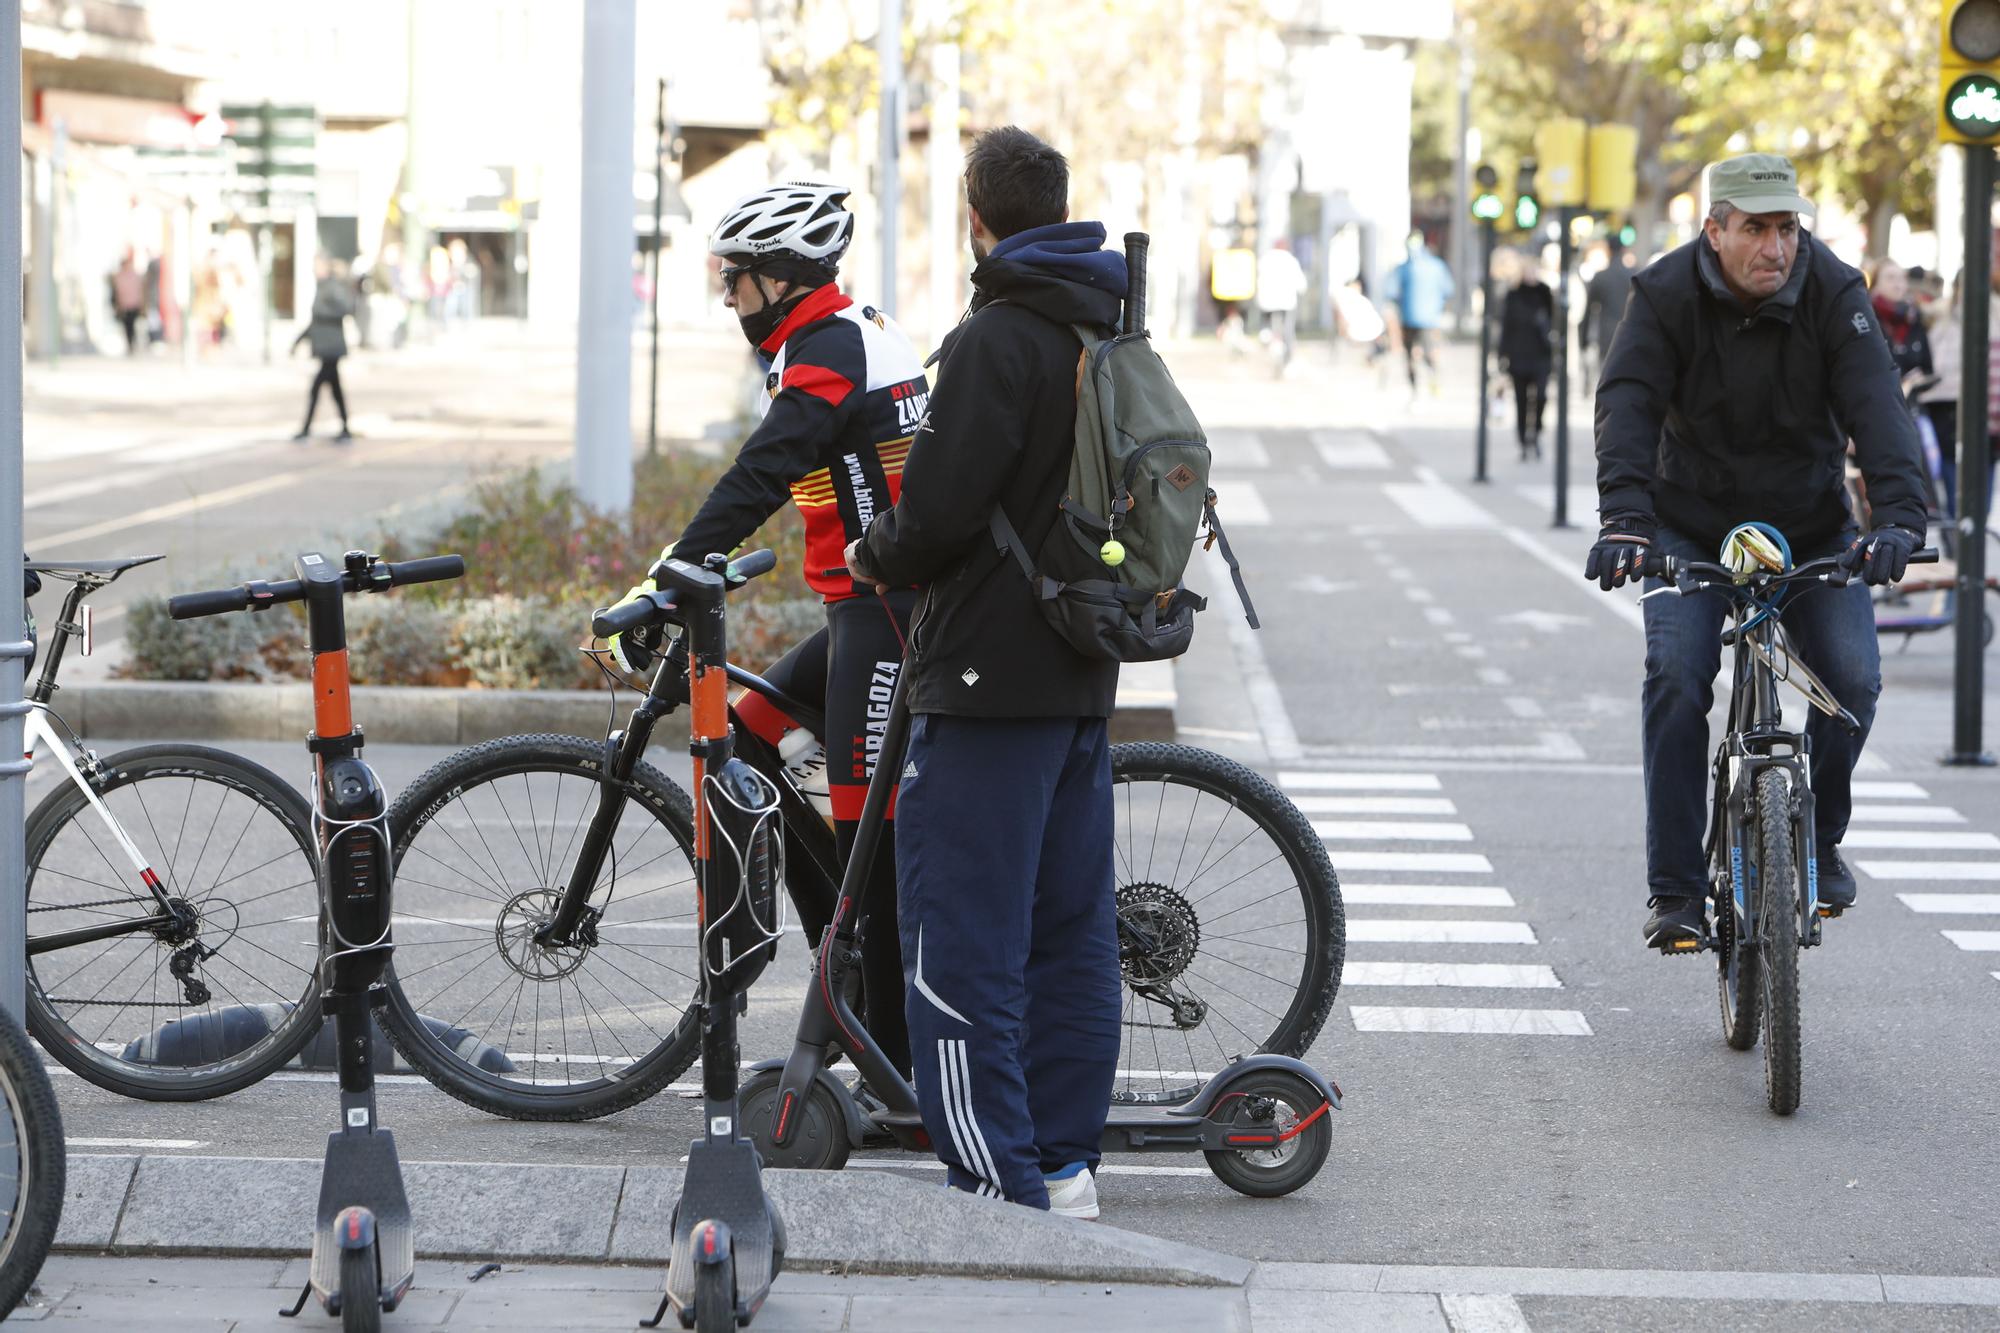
[1854,782,2000,981]
[1277,771,1592,1038]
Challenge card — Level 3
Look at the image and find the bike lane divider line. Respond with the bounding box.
[1941,932,2000,951]
[1857,861,2000,880]
[1848,805,1967,823]
[1339,884,1513,907]
[1330,851,1494,874]
[1894,893,2000,913]
[1347,921,1537,945]
[1292,796,1458,815]
[1840,829,2000,851]
[1349,1006,1592,1036]
[1280,772,1443,791]
[1344,963,1560,989]
[1313,820,1476,842]
[1851,781,1932,799]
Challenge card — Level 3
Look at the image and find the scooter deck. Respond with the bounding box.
[310,1129,415,1313]
[665,1137,783,1324]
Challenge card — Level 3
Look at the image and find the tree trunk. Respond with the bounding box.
[1865,194,1897,262]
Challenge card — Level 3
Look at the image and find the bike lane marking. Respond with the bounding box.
[1350,1007,1591,1036]
[1941,932,2000,951]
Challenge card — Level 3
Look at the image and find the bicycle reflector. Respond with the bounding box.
[1721,522,1792,577]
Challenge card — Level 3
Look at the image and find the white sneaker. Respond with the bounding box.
[1044,1165,1099,1220]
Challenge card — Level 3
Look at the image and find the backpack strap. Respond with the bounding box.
[989,507,1063,601]
[1201,490,1261,630]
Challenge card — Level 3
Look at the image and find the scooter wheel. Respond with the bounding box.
[694,1247,736,1333]
[739,1068,851,1171]
[339,1244,381,1333]
[1202,1070,1332,1199]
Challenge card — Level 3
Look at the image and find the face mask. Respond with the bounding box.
[737,303,789,350]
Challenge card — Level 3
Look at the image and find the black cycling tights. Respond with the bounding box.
[740,590,917,1079]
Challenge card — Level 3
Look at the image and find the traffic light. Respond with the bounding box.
[1941,0,2000,144]
[1587,124,1639,212]
[1618,223,1638,247]
[1472,163,1503,221]
[1534,119,1588,208]
[1513,158,1540,233]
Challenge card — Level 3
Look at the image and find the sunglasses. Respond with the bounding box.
[720,262,760,289]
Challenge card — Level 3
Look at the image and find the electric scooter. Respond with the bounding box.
[740,666,1341,1200]
[171,549,464,1333]
[594,551,789,1333]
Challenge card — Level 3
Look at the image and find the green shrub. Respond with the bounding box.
[453,596,589,691]
[346,597,457,686]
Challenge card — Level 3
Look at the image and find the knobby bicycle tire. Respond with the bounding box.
[0,1003,65,1319]
[1714,782,1760,1053]
[24,745,322,1100]
[379,734,701,1121]
[1109,743,1344,1105]
[1757,767,1802,1115]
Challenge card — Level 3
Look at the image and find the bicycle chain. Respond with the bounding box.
[28,896,152,913]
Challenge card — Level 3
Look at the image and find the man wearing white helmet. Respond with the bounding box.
[609,181,929,1078]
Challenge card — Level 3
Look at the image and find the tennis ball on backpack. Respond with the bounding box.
[1100,540,1127,567]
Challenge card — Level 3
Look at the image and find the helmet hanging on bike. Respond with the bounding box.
[1720,521,1792,577]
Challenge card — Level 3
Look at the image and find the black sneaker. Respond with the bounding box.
[1816,846,1857,914]
[1644,895,1709,953]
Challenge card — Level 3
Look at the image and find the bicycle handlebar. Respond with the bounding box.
[588,549,778,639]
[168,553,465,620]
[1663,546,1938,593]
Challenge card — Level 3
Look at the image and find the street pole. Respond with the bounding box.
[260,100,274,365]
[3,0,33,1017]
[928,41,961,343]
[1552,209,1574,527]
[574,0,637,517]
[877,0,904,315]
[1451,44,1471,332]
[647,76,665,460]
[1947,143,1995,766]
[1474,217,1495,483]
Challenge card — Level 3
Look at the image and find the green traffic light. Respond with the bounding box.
[1472,193,1503,221]
[1515,196,1540,230]
[1947,73,2000,138]
[1619,224,1637,246]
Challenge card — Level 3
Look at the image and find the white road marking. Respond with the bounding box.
[1477,666,1513,686]
[848,1157,1215,1179]
[1331,851,1495,873]
[1455,645,1489,659]
[1291,796,1458,815]
[1217,480,1270,525]
[1851,781,1931,799]
[1840,829,2000,851]
[1856,861,2000,880]
[1406,586,1436,603]
[1312,432,1393,469]
[1204,546,1299,763]
[1424,606,1457,626]
[66,1137,208,1150]
[1896,894,2000,914]
[1351,1006,1590,1036]
[32,472,304,549]
[1494,526,1645,631]
[1313,820,1475,842]
[1384,480,1499,529]
[1347,920,1536,944]
[1209,429,1270,468]
[1280,772,1443,791]
[1345,962,1559,989]
[1339,884,1514,907]
[1847,805,1967,824]
[1503,697,1545,719]
[1441,1292,1535,1333]
[1513,483,1599,525]
[1943,931,2000,951]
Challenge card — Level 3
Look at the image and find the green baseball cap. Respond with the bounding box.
[1706,152,1815,217]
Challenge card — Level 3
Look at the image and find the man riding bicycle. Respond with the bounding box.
[1588,153,1931,951]
[609,181,928,1074]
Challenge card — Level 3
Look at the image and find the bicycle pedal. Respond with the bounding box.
[1816,904,1844,919]
[1655,935,1709,956]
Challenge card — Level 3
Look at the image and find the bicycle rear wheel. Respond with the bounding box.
[25,745,322,1099]
[1756,767,1802,1115]
[0,1003,65,1319]
[379,735,701,1120]
[1109,744,1343,1105]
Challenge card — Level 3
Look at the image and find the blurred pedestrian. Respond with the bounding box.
[1498,256,1555,459]
[1919,278,1961,513]
[1864,258,1933,383]
[1384,232,1454,398]
[110,252,145,355]
[292,258,355,443]
[1256,238,1306,376]
[1580,235,1636,388]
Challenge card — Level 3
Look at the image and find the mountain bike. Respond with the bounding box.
[378,564,1343,1122]
[22,556,322,1100]
[1645,537,1936,1115]
[168,548,465,1333]
[0,1001,64,1319]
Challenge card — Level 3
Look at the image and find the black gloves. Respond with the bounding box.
[1842,525,1923,586]
[1583,515,1656,591]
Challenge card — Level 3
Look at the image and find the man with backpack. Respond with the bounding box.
[845,125,1127,1218]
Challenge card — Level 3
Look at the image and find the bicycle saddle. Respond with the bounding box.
[24,554,165,582]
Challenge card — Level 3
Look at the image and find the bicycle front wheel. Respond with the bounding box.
[1756,767,1802,1115]
[380,735,701,1120]
[0,1004,64,1319]
[1109,743,1343,1105]
[25,744,322,1100]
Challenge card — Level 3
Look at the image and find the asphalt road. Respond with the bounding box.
[33,343,2000,1316]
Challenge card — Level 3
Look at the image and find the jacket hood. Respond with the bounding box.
[972,221,1127,328]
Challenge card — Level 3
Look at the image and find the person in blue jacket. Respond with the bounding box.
[1384,232,1455,397]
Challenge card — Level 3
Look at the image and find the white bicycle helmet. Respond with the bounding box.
[709,182,855,268]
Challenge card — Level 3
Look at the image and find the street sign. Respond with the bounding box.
[1940,0,2000,143]
[1587,124,1638,212]
[1534,119,1588,208]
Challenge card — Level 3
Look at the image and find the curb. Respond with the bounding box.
[56,1154,1249,1288]
[49,660,1177,747]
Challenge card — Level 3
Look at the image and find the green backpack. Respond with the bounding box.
[989,325,1258,662]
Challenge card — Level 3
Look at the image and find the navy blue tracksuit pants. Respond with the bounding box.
[896,713,1120,1207]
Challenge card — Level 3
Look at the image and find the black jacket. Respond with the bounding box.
[1497,280,1554,380]
[856,248,1123,718]
[1594,230,1929,551]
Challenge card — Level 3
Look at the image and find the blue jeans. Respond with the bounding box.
[1640,525,1881,900]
